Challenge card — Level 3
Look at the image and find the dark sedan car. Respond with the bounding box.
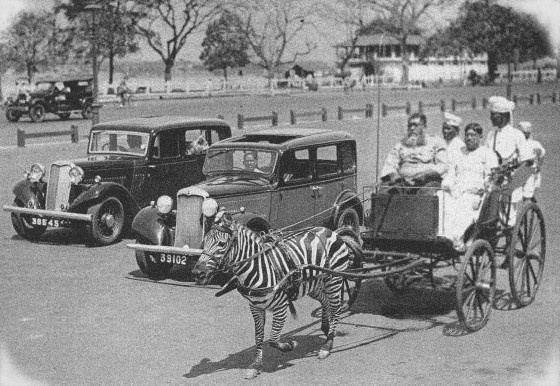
[3,116,231,245]
[128,128,363,278]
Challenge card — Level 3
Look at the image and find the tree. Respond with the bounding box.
[430,1,552,81]
[56,0,141,84]
[134,0,221,82]
[365,0,452,84]
[227,0,318,78]
[199,11,249,80]
[0,11,65,82]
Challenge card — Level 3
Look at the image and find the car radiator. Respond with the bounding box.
[45,164,72,211]
[174,194,205,249]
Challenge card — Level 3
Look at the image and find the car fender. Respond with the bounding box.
[12,179,46,207]
[131,206,171,245]
[332,190,364,226]
[235,212,271,233]
[68,182,139,216]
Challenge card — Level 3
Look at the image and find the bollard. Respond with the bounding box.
[382,103,387,117]
[290,110,296,125]
[237,113,244,130]
[70,125,79,143]
[471,96,477,110]
[17,129,25,147]
[365,103,373,118]
[405,101,411,115]
[418,101,424,114]
[321,107,327,121]
[271,111,278,126]
[338,106,343,120]
[440,99,445,112]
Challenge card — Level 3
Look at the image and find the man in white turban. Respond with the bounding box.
[518,121,545,201]
[442,111,465,163]
[485,96,526,164]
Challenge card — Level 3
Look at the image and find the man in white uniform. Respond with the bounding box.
[518,121,545,201]
[484,96,526,164]
[441,111,465,163]
[440,123,499,251]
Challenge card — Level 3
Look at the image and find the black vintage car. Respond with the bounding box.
[5,78,94,122]
[2,116,232,245]
[128,128,363,278]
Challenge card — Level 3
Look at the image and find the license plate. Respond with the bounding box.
[158,253,188,265]
[31,217,60,227]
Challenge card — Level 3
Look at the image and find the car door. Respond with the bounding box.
[312,141,358,226]
[270,147,316,229]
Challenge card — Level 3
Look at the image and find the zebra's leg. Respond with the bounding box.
[268,296,298,352]
[309,290,330,337]
[245,304,266,379]
[318,276,344,360]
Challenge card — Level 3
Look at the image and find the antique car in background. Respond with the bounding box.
[3,116,232,245]
[5,78,94,122]
[128,128,363,279]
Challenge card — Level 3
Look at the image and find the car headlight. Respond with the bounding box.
[69,165,84,185]
[27,163,45,183]
[156,195,173,214]
[202,198,218,217]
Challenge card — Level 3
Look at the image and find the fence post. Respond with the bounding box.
[271,111,278,126]
[70,125,79,143]
[440,99,446,112]
[321,107,327,121]
[382,103,387,117]
[513,95,518,104]
[290,110,296,125]
[451,99,456,111]
[471,97,477,110]
[553,92,557,104]
[418,101,424,114]
[365,103,373,118]
[405,101,411,115]
[237,113,244,130]
[536,93,541,104]
[529,94,534,105]
[337,106,343,120]
[482,97,488,109]
[17,129,25,147]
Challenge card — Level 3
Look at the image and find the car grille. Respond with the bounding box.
[45,164,72,211]
[174,194,206,248]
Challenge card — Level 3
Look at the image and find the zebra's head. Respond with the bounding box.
[193,211,236,285]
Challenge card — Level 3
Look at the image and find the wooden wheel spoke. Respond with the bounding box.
[475,292,486,316]
[514,258,527,291]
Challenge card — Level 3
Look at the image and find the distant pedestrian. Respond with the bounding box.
[117,78,130,107]
[536,68,542,84]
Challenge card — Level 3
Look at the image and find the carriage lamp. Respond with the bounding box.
[94,175,102,184]
[69,165,84,185]
[156,195,173,214]
[202,198,219,217]
[27,163,45,183]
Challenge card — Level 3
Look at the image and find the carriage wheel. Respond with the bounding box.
[456,239,496,332]
[507,202,546,307]
[338,228,363,311]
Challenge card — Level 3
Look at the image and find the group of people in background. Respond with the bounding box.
[380,95,546,252]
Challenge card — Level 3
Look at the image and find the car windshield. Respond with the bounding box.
[89,130,150,156]
[35,82,55,91]
[204,148,278,177]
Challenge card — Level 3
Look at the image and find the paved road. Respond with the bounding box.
[0,88,559,384]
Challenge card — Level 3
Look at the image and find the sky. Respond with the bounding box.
[0,0,559,63]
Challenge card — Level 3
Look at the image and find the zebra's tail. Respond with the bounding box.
[288,300,297,319]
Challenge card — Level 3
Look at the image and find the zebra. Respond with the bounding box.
[192,212,361,379]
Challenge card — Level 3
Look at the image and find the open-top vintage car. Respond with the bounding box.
[5,78,94,122]
[3,116,231,245]
[128,128,363,278]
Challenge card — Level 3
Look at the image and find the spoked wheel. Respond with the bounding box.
[337,227,363,311]
[507,202,546,307]
[87,197,125,245]
[456,239,496,332]
[135,236,173,280]
[6,108,21,122]
[30,104,46,122]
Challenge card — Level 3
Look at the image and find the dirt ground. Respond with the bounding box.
[0,83,559,385]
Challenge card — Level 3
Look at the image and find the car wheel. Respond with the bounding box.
[58,113,71,120]
[5,108,21,122]
[87,197,125,245]
[336,207,360,232]
[10,200,46,240]
[30,104,46,123]
[135,235,173,280]
[82,104,93,119]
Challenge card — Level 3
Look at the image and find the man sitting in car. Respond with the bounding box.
[380,112,449,193]
[243,151,263,173]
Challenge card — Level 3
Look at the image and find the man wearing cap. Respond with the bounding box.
[485,96,526,165]
[518,121,545,201]
[440,122,499,251]
[381,112,449,190]
[442,111,465,163]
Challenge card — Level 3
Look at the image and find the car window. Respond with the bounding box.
[153,131,182,159]
[204,148,278,176]
[316,145,339,179]
[185,129,209,156]
[281,148,312,185]
[89,130,149,156]
[338,141,356,174]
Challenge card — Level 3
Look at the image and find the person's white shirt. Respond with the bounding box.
[444,136,466,165]
[520,138,546,198]
[484,123,526,162]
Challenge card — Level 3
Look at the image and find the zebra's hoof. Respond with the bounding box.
[317,349,331,360]
[244,368,260,379]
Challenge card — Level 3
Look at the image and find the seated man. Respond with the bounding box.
[243,151,263,173]
[380,112,449,193]
[439,123,499,251]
